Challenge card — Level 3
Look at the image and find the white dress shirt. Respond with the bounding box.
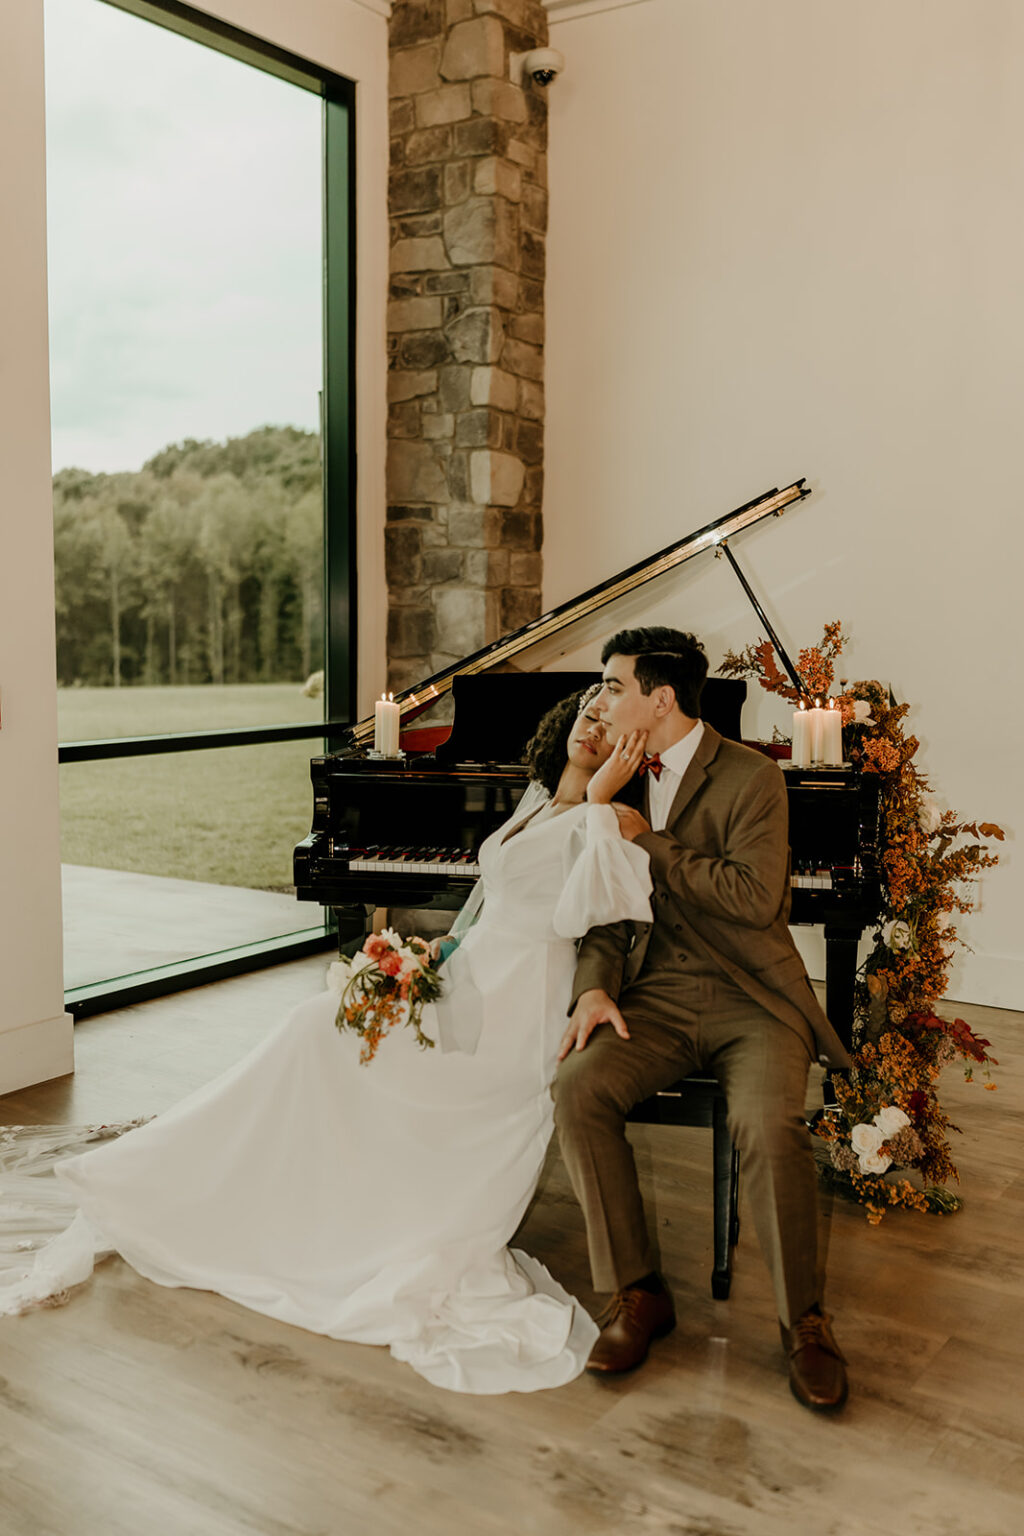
[646,719,705,831]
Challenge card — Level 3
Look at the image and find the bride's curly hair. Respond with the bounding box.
[523,686,601,795]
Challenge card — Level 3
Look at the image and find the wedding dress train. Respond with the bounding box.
[0,796,652,1393]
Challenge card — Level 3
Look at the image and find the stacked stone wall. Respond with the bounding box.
[386,0,549,694]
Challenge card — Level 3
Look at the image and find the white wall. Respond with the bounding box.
[544,0,1020,1008]
[0,0,389,1094]
[0,1,71,1094]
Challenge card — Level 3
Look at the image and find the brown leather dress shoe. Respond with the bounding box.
[585,1283,676,1374]
[780,1308,849,1411]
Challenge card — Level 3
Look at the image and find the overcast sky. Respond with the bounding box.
[44,0,323,474]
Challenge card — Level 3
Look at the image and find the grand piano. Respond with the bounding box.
[294,482,880,1052]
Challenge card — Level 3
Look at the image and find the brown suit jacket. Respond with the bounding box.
[571,724,853,1071]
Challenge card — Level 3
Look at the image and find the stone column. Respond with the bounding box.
[386,0,549,695]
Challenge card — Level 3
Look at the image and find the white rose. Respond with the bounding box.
[851,700,873,724]
[882,919,914,953]
[858,1148,893,1175]
[873,1106,910,1138]
[918,797,942,835]
[379,927,403,950]
[850,1123,885,1158]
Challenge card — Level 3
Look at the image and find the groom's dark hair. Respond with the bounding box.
[602,626,708,719]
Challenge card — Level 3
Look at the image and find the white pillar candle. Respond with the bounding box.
[821,700,843,765]
[374,693,400,755]
[792,702,812,767]
[806,699,827,763]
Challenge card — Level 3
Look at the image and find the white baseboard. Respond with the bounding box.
[789,927,1024,1018]
[945,951,1024,1015]
[0,1012,75,1097]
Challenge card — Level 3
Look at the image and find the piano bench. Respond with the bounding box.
[627,1075,740,1301]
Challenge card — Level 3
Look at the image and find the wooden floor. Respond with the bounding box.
[2,959,1022,1536]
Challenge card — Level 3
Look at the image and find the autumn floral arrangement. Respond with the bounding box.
[328,929,442,1064]
[719,622,1003,1222]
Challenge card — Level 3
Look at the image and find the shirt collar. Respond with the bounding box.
[656,719,704,780]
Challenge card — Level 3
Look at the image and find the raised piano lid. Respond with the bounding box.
[434,672,746,764]
[347,479,810,749]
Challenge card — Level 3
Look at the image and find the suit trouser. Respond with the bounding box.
[553,973,820,1328]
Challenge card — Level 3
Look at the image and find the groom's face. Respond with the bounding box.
[594,654,660,740]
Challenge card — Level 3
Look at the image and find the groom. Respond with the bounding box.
[554,626,852,1411]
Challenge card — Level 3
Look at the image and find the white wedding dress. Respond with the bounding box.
[0,793,652,1394]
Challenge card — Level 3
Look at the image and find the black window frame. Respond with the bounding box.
[54,0,357,1017]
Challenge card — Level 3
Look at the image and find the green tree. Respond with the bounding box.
[53,426,323,687]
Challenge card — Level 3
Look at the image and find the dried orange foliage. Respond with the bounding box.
[719,622,1003,1219]
[720,621,844,704]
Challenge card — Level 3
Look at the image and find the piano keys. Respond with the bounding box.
[348,848,482,878]
[312,844,865,896]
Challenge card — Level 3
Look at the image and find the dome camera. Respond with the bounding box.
[511,47,566,88]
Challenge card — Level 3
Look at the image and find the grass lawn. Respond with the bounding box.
[57,683,323,740]
[58,685,327,888]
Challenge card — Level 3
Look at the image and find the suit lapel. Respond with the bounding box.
[664,723,721,827]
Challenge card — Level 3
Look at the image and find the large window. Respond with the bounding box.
[46,0,355,1014]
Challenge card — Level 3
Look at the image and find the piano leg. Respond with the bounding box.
[822,925,861,1057]
[818,924,863,1114]
[332,904,373,957]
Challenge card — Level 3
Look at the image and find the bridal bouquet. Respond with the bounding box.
[328,929,443,1064]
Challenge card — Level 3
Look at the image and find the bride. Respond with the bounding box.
[0,689,653,1395]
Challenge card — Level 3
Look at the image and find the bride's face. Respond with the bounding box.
[567,706,613,772]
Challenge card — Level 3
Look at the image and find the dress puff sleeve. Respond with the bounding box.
[551,803,653,939]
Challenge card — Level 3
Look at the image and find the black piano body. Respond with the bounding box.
[294,483,881,1053]
[295,673,746,912]
[294,708,881,1058]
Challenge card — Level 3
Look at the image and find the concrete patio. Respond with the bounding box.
[61,865,323,990]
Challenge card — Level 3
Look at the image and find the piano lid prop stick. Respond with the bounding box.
[715,539,807,698]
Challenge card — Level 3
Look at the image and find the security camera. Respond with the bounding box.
[510,47,566,88]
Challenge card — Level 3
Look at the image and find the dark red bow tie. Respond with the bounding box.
[638,753,664,780]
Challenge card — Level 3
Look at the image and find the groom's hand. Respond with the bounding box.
[558,989,630,1060]
[611,804,651,842]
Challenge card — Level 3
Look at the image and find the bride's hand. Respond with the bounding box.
[428,936,450,961]
[586,730,648,804]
